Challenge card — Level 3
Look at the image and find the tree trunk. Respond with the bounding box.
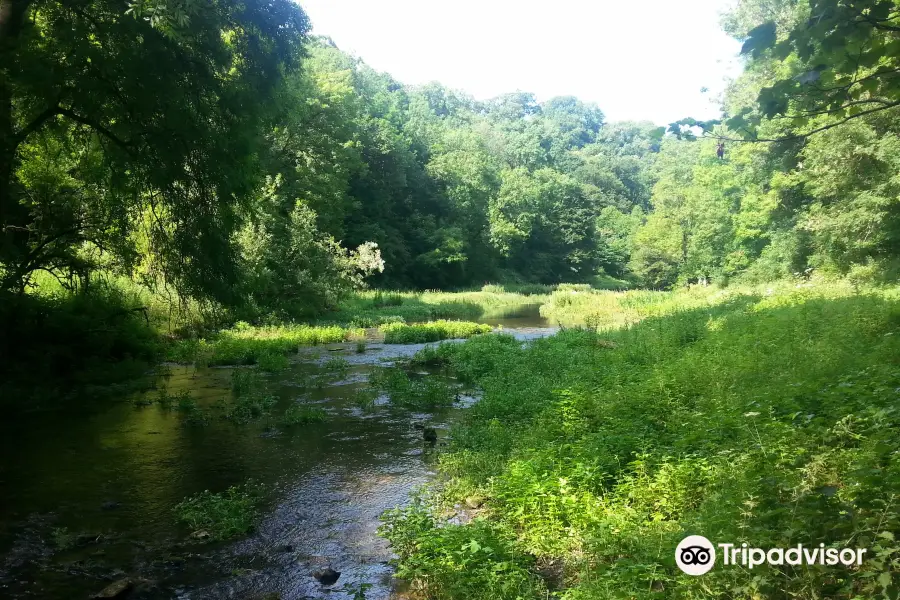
[0,0,30,273]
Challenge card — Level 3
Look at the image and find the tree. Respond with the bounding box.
[0,0,308,300]
[726,0,900,139]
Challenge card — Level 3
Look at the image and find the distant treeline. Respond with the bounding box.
[2,0,898,318]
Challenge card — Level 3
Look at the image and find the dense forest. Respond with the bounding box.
[4,0,898,324]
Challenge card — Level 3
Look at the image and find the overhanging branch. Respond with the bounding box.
[712,100,900,143]
[56,107,134,155]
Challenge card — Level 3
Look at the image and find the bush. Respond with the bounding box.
[168,323,362,366]
[225,392,277,424]
[380,501,546,600]
[373,290,404,307]
[0,286,160,400]
[174,481,264,541]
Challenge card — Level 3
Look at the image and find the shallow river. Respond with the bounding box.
[0,307,556,599]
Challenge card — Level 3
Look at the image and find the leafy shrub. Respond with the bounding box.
[351,387,379,411]
[0,286,160,397]
[157,388,195,410]
[175,392,198,413]
[225,392,277,424]
[311,357,351,387]
[380,501,546,600]
[230,369,259,397]
[50,527,76,550]
[174,481,264,541]
[170,323,362,366]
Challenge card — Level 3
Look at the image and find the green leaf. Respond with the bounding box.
[741,22,777,57]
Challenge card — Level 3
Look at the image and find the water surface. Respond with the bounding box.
[0,310,556,599]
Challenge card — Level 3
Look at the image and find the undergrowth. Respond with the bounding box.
[381,283,900,600]
[174,481,264,541]
[370,367,457,409]
[167,322,363,366]
[281,404,327,425]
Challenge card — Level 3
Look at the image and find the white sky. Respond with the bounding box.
[298,0,744,126]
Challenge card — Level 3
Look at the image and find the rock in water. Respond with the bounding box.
[311,567,341,586]
[423,428,438,444]
[92,578,133,598]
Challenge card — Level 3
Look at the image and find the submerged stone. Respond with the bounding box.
[92,578,133,598]
[311,567,341,585]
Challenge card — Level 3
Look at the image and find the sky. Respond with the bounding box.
[298,0,744,126]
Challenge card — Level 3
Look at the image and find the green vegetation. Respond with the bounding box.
[281,404,328,425]
[351,387,379,411]
[168,322,362,366]
[4,1,900,598]
[381,321,492,344]
[370,367,456,410]
[155,389,194,410]
[381,283,900,599]
[50,527,76,551]
[230,369,260,397]
[324,289,545,329]
[5,0,900,391]
[225,392,278,425]
[174,482,265,541]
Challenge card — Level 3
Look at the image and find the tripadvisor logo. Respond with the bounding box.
[676,535,716,575]
[675,535,868,576]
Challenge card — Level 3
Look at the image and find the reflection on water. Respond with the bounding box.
[0,311,556,599]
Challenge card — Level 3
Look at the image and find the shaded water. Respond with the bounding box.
[0,309,555,600]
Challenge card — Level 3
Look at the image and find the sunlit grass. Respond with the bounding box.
[382,281,900,600]
[380,320,492,344]
[166,322,364,365]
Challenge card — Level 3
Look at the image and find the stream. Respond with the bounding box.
[0,307,556,600]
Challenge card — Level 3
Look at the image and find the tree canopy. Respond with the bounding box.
[2,0,899,320]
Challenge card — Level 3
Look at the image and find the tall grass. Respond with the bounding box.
[381,320,492,344]
[381,282,900,600]
[166,322,364,365]
[325,289,549,328]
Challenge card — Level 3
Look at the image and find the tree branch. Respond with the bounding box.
[11,102,60,145]
[56,107,134,155]
[712,100,900,143]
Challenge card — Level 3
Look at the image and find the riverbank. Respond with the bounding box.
[380,281,900,599]
[0,293,560,599]
[4,279,898,599]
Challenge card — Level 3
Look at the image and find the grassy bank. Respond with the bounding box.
[323,288,549,328]
[381,320,492,344]
[166,322,364,365]
[380,282,900,599]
